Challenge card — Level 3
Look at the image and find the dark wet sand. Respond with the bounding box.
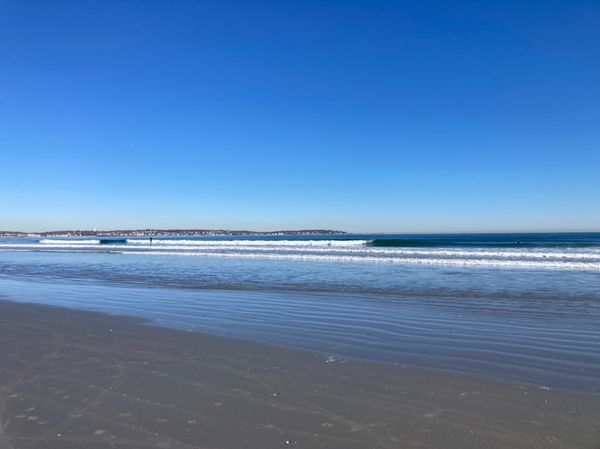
[0,300,598,449]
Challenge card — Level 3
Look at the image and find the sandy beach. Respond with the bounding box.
[0,299,598,449]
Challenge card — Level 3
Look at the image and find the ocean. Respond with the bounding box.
[1,233,599,391]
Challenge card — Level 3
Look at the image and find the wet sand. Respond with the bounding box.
[0,299,598,449]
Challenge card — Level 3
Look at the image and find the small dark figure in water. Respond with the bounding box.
[150,237,153,244]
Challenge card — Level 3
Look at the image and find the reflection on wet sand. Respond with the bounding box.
[1,300,599,449]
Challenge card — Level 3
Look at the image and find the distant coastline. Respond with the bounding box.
[0,229,346,238]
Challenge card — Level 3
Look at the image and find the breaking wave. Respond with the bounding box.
[113,250,600,270]
[126,239,368,246]
[3,235,596,271]
[40,239,101,245]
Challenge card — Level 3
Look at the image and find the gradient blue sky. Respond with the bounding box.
[1,0,599,233]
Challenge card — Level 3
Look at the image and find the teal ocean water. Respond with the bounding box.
[1,233,599,391]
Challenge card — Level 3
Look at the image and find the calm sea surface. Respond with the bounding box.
[1,233,599,391]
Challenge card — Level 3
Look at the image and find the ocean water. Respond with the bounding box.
[1,233,599,391]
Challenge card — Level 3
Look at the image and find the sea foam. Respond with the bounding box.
[1,237,596,271]
[40,239,101,245]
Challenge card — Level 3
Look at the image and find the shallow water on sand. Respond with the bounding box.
[0,234,599,392]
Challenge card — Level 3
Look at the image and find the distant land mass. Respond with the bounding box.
[0,229,346,238]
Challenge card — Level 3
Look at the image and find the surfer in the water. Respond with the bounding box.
[150,237,153,244]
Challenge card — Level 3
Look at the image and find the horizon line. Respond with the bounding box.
[2,228,600,236]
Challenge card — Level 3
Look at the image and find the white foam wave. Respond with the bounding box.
[115,250,600,270]
[12,242,600,261]
[3,241,600,270]
[39,239,100,245]
[126,239,368,247]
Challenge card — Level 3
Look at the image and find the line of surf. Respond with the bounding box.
[125,239,368,246]
[113,250,600,271]
[6,243,600,261]
[39,239,101,245]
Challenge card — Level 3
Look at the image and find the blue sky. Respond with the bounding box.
[1,0,599,233]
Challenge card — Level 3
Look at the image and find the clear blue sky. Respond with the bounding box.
[1,0,598,233]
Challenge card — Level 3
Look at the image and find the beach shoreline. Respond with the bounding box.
[0,299,598,449]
